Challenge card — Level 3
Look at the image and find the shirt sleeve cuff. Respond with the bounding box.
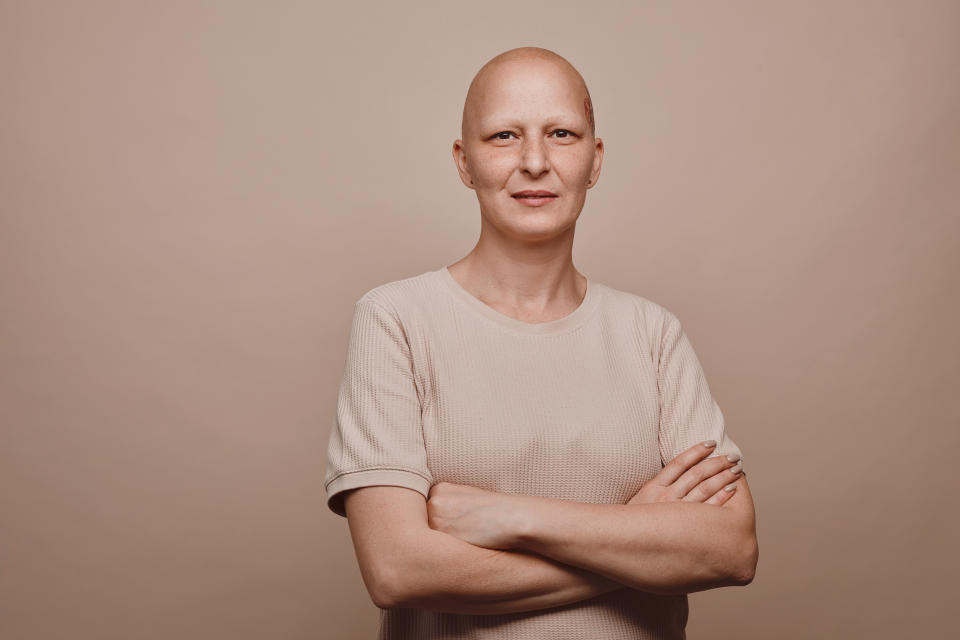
[325,468,434,518]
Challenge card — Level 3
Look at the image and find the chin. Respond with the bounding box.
[501,215,577,240]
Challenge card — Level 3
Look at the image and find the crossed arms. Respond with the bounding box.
[342,442,758,614]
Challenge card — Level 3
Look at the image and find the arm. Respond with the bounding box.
[343,485,625,614]
[425,441,757,597]
[512,473,757,595]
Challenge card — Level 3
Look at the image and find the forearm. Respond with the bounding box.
[514,491,756,596]
[384,527,625,614]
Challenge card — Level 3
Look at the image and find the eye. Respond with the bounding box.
[552,129,575,138]
[490,131,516,140]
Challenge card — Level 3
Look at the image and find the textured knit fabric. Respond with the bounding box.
[324,265,744,640]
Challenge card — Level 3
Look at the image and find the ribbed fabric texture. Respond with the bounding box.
[325,266,744,640]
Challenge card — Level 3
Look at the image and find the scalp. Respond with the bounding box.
[461,47,594,140]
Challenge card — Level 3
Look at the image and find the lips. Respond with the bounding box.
[511,190,557,207]
[512,190,557,198]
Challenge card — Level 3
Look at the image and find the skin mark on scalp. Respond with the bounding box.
[584,95,595,131]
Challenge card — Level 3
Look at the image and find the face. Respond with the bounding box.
[453,59,603,242]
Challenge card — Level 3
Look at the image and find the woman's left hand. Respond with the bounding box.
[426,481,527,550]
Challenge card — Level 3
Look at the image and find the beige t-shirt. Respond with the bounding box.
[324,265,744,640]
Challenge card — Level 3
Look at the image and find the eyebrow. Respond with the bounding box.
[478,115,583,130]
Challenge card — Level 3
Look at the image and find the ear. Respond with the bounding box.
[452,139,475,189]
[587,137,604,188]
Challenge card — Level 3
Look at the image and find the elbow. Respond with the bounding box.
[370,579,397,610]
[365,531,437,610]
[362,551,410,610]
[371,588,399,610]
[370,563,405,610]
[728,533,759,586]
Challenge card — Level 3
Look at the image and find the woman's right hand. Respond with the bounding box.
[627,441,743,506]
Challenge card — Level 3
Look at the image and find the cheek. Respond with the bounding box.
[553,150,593,182]
[472,155,514,186]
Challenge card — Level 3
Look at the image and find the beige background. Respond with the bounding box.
[2,1,958,638]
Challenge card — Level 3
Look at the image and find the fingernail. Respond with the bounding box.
[726,453,741,463]
[724,483,737,492]
[703,440,717,447]
[729,462,743,475]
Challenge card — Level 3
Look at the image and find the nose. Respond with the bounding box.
[519,136,551,177]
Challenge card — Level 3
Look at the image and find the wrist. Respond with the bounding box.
[507,494,543,550]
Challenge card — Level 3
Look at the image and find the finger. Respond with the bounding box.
[703,475,742,505]
[674,452,742,498]
[656,440,720,486]
[682,460,744,503]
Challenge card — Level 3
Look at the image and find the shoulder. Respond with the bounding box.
[354,269,440,323]
[593,283,703,376]
[594,280,679,332]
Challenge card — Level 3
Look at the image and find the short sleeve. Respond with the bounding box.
[657,311,745,472]
[324,297,434,518]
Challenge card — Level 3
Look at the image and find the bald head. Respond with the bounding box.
[461,47,595,140]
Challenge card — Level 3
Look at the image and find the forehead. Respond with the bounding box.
[471,60,585,125]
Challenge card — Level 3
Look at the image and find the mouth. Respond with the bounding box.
[511,190,558,207]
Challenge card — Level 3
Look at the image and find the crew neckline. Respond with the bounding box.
[437,265,601,335]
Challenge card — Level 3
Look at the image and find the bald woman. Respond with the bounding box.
[325,47,758,639]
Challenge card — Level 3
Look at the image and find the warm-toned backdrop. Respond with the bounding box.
[2,1,958,638]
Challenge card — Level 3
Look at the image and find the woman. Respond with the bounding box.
[324,46,758,639]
